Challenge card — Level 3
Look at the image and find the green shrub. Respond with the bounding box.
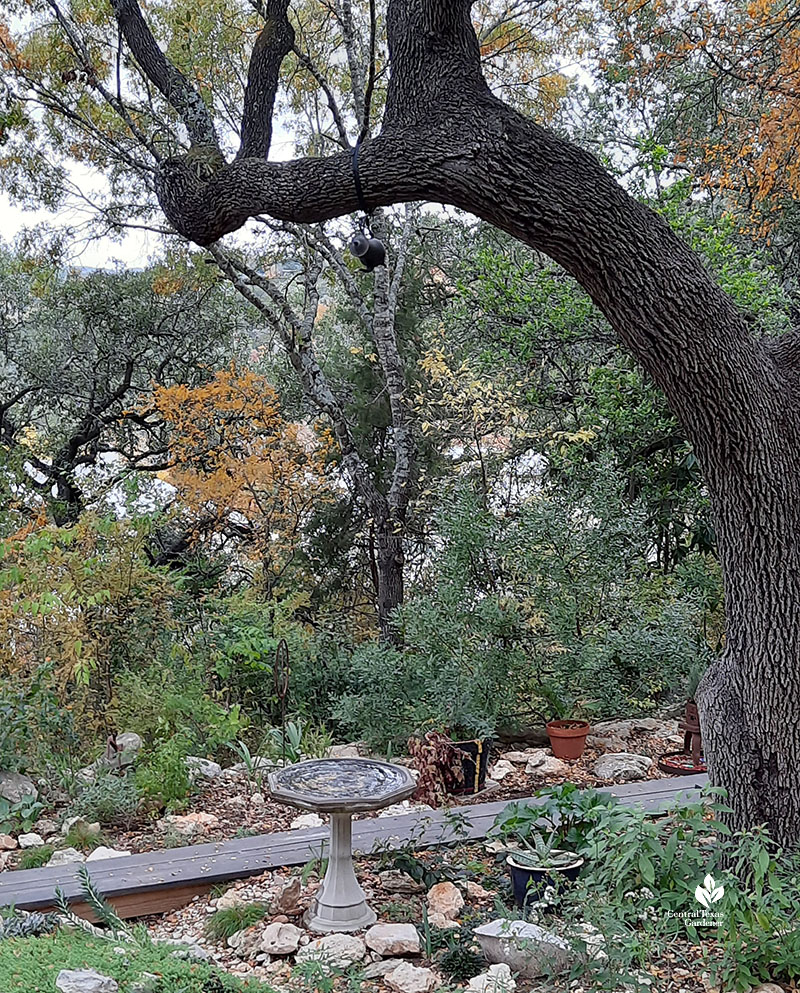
[205,903,269,941]
[71,774,141,827]
[0,665,81,777]
[18,846,54,870]
[532,790,800,992]
[135,737,192,809]
[112,663,249,760]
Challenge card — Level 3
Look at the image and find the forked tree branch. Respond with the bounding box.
[110,0,218,149]
[110,0,766,463]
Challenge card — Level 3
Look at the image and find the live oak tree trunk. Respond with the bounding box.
[109,0,800,844]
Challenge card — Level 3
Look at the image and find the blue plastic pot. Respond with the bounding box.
[506,851,585,907]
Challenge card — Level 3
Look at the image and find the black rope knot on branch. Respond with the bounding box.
[348,0,386,272]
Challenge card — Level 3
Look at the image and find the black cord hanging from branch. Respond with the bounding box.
[349,0,386,271]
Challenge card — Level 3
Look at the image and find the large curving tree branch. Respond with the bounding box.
[114,0,767,480]
[110,0,218,149]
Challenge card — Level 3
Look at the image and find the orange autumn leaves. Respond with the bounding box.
[153,367,335,580]
[601,0,800,225]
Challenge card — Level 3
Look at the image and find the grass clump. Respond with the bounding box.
[63,822,106,852]
[204,903,269,941]
[18,845,54,870]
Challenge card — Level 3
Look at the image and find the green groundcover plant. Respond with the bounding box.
[0,928,276,993]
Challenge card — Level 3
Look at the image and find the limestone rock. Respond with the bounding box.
[56,969,119,993]
[186,756,222,781]
[162,812,219,837]
[61,817,101,839]
[156,937,212,962]
[426,912,460,930]
[363,958,406,979]
[384,962,437,993]
[592,718,665,738]
[34,818,60,837]
[290,812,324,829]
[86,846,131,862]
[227,928,262,956]
[327,743,361,759]
[379,799,433,818]
[0,834,17,851]
[115,731,143,755]
[586,734,627,754]
[465,881,493,901]
[271,877,302,915]
[260,922,302,955]
[18,832,44,849]
[503,750,535,764]
[48,847,87,866]
[365,923,421,956]
[0,771,38,804]
[524,751,569,778]
[80,733,143,781]
[426,881,464,920]
[473,919,574,979]
[592,752,654,782]
[379,869,426,894]
[488,760,515,782]
[571,921,608,963]
[295,933,367,971]
[752,986,785,993]
[215,889,247,911]
[467,964,516,993]
[251,792,265,805]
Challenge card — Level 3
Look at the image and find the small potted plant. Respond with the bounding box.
[541,684,590,760]
[506,831,584,906]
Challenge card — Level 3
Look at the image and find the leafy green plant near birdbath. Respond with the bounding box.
[491,784,618,905]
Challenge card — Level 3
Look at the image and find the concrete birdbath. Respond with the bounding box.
[268,757,417,933]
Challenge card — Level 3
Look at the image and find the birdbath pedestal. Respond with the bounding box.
[268,758,417,933]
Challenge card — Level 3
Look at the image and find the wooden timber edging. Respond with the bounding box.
[0,774,709,920]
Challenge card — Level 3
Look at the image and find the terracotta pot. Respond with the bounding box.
[546,719,590,760]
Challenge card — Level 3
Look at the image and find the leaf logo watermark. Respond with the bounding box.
[694,874,724,908]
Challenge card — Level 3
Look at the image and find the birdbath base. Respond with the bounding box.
[304,812,377,933]
[268,758,417,934]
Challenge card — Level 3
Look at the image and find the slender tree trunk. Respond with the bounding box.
[374,512,405,643]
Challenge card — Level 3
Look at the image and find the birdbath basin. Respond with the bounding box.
[268,758,417,932]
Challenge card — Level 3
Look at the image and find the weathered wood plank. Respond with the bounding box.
[0,775,708,918]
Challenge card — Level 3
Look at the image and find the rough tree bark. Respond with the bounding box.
[108,0,800,842]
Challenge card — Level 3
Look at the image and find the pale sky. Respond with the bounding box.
[1,133,303,270]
